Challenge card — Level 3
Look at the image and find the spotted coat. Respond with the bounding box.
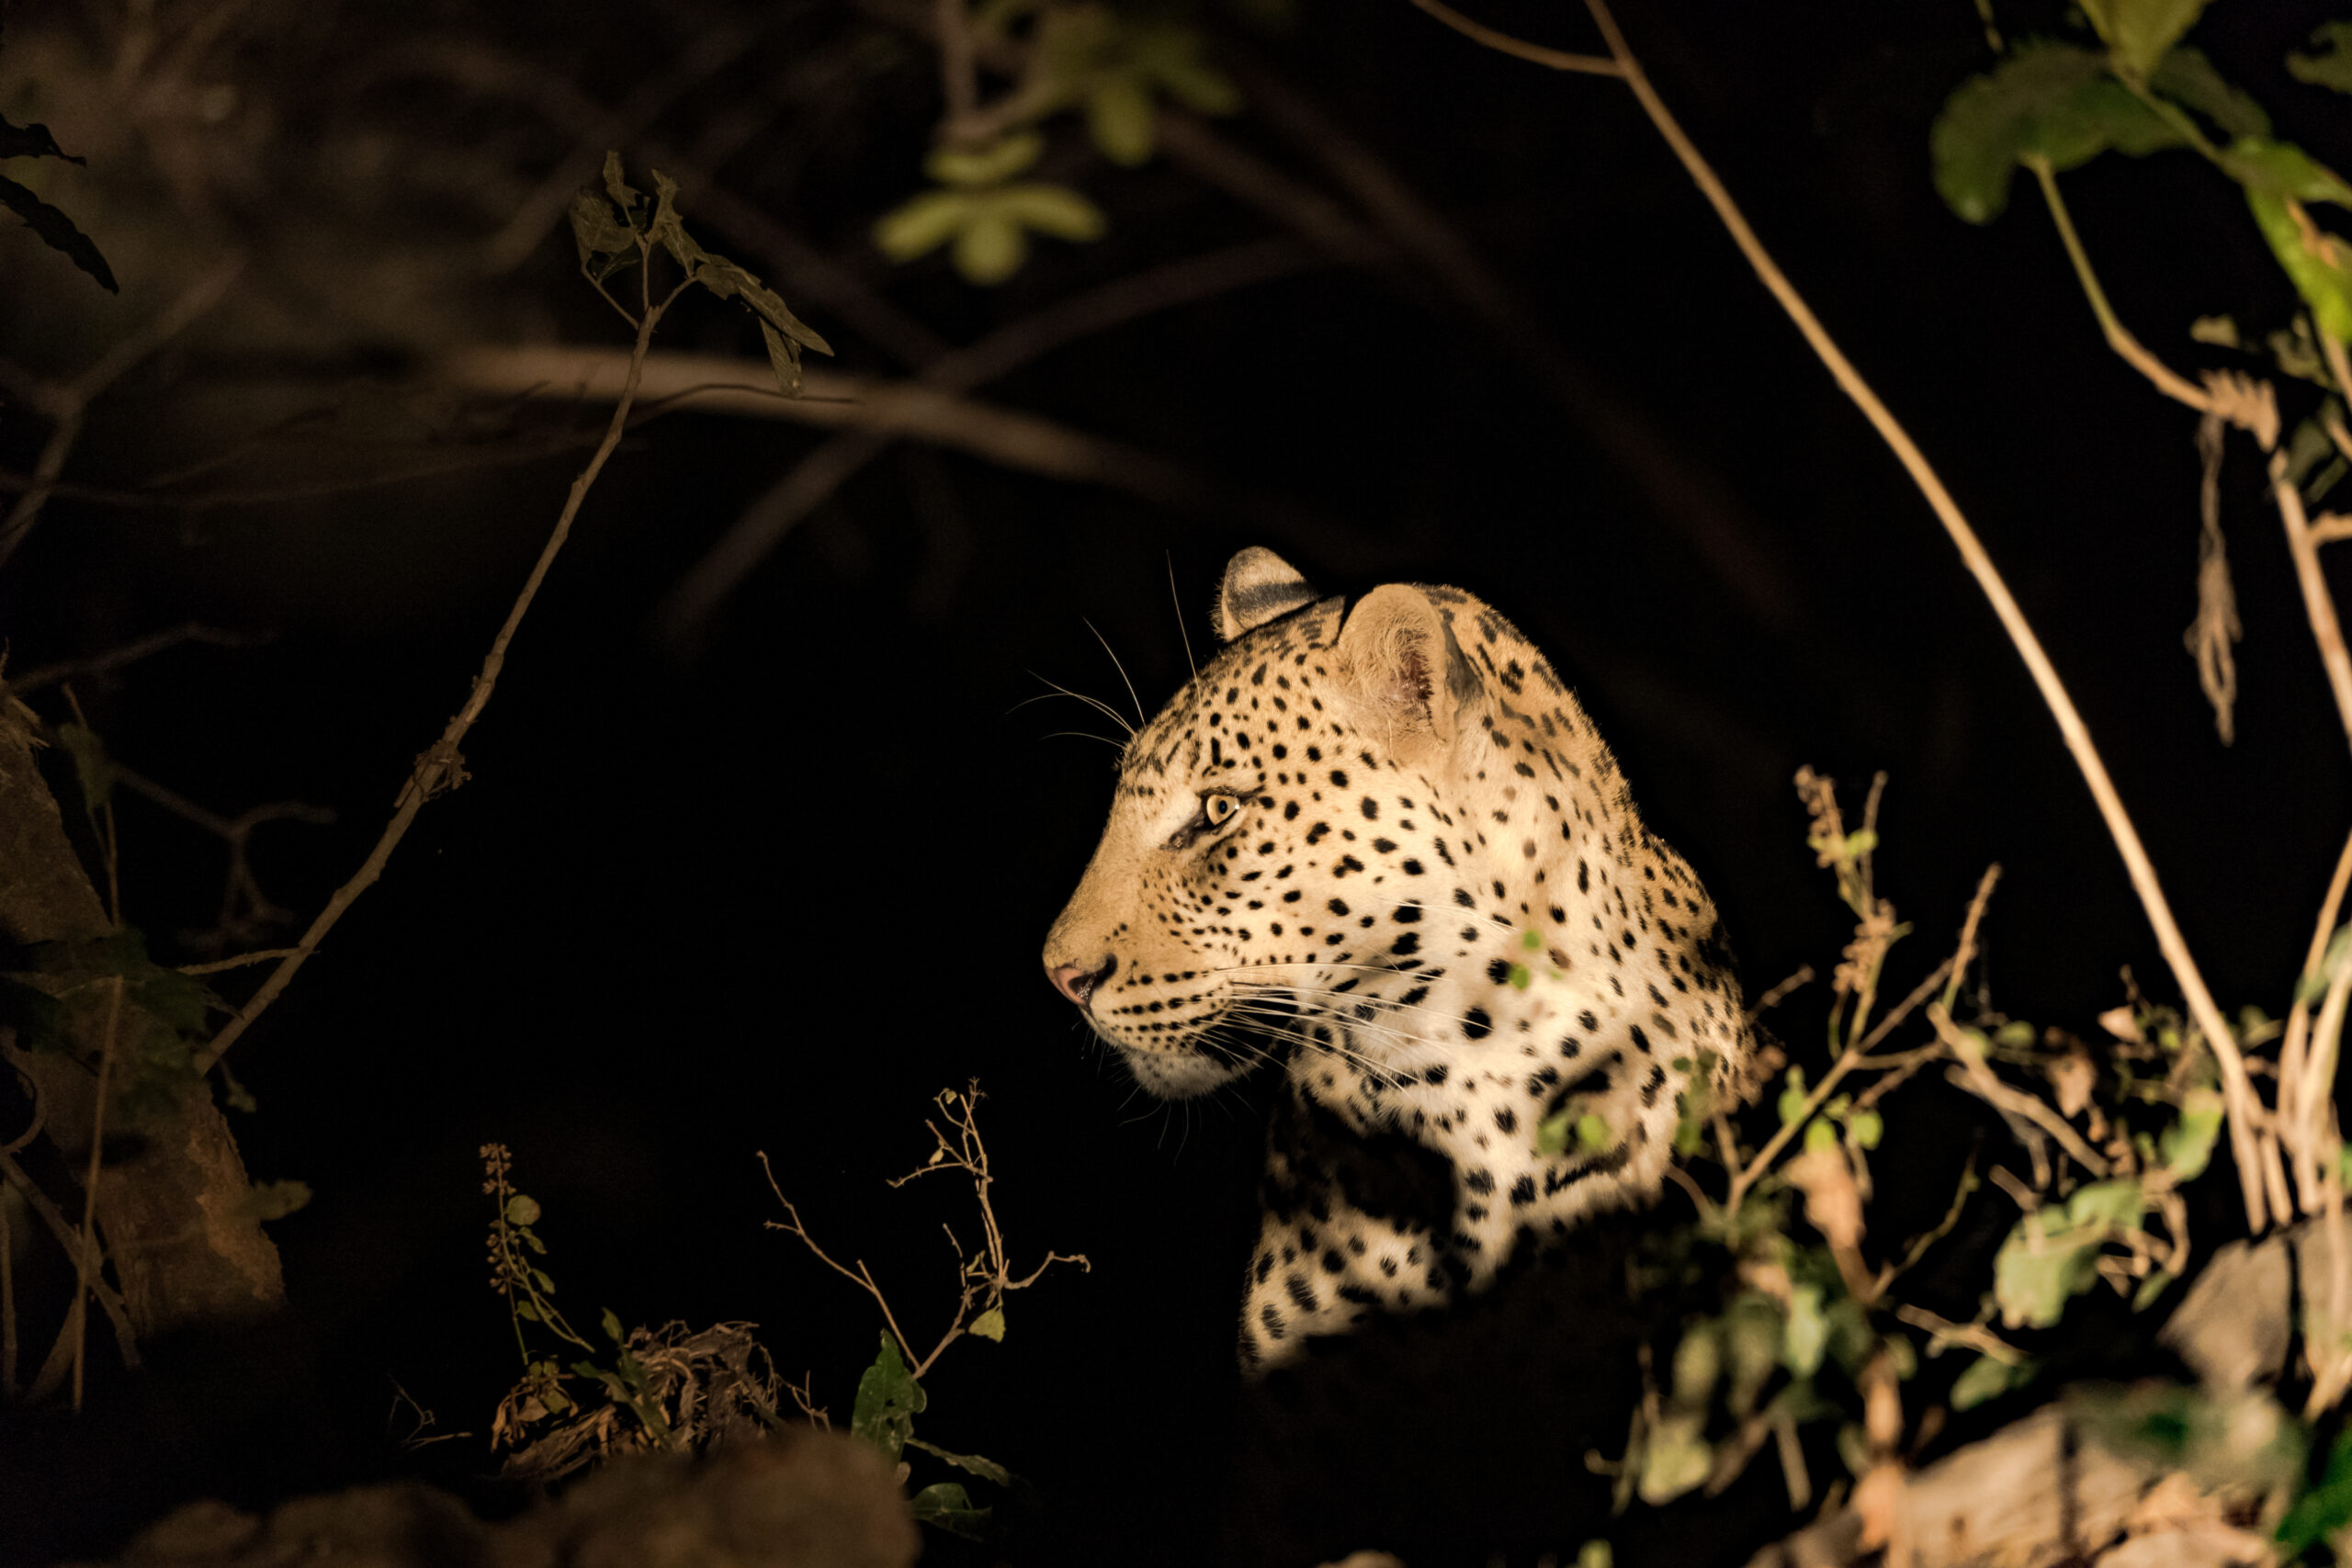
[1043,549,1756,1373]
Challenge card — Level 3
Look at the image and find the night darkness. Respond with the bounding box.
[1,0,2348,1563]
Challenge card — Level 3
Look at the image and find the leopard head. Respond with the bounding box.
[1042,547,1492,1098]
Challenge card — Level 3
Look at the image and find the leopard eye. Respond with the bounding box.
[1204,792,1239,828]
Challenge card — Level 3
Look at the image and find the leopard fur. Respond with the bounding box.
[1043,548,1756,1373]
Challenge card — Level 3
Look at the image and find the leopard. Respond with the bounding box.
[1042,547,1758,1375]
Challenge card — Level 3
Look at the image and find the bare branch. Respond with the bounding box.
[657,237,1316,645]
[3,625,262,696]
[0,257,245,572]
[194,247,675,1077]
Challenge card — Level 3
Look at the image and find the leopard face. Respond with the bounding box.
[1044,548,1756,1369]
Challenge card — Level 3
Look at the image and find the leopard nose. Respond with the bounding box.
[1048,955,1116,1009]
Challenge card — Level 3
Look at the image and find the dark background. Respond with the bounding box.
[0,0,2346,1562]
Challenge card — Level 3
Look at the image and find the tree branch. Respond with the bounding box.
[193,254,673,1076]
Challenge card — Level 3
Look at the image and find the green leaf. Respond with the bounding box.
[1784,1283,1829,1377]
[2149,48,2268,138]
[1803,1117,1838,1156]
[2288,22,2352,95]
[1087,73,1157,165]
[601,1308,625,1344]
[1993,1180,2145,1328]
[2245,185,2352,344]
[968,1306,1006,1342]
[1723,1292,1783,1416]
[905,1437,1014,1487]
[953,212,1027,286]
[1950,1351,2029,1411]
[851,1333,926,1462]
[1930,43,2180,224]
[1777,1067,1808,1127]
[2132,1268,2175,1310]
[567,188,639,285]
[1993,1020,2036,1047]
[2080,0,2211,80]
[875,189,976,262]
[2159,1087,2223,1179]
[990,183,1108,242]
[600,151,642,219]
[925,130,1044,187]
[56,722,111,825]
[2278,1430,2352,1555]
[514,1300,541,1324]
[504,1194,542,1226]
[1847,1109,1883,1150]
[1575,1543,1612,1568]
[1635,1411,1712,1505]
[910,1482,991,1539]
[530,1269,556,1294]
[2225,137,2352,203]
[1670,1325,1719,1406]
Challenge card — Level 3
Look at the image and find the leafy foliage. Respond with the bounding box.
[871,1,1238,285]
[0,95,116,292]
[874,132,1107,286]
[566,152,831,392]
[1931,11,2352,351]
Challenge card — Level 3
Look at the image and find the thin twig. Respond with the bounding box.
[2028,161,2211,413]
[1929,1005,2110,1178]
[1403,0,1622,75]
[0,257,245,571]
[2272,447,2352,752]
[3,625,261,696]
[1747,965,1814,1020]
[178,948,300,976]
[1560,0,2267,1231]
[2283,827,2352,1210]
[934,0,978,126]
[437,348,1212,506]
[1894,1303,2021,1366]
[757,1151,922,1372]
[0,1149,138,1377]
[656,237,1316,637]
[1852,957,1953,1055]
[193,249,674,1077]
[68,976,123,1411]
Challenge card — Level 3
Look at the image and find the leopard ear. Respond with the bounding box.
[1333,584,1481,750]
[1216,547,1318,643]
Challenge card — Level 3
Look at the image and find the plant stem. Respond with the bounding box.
[2028,159,2213,412]
[1569,0,2269,1231]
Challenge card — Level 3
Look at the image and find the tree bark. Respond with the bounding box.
[0,700,282,1340]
